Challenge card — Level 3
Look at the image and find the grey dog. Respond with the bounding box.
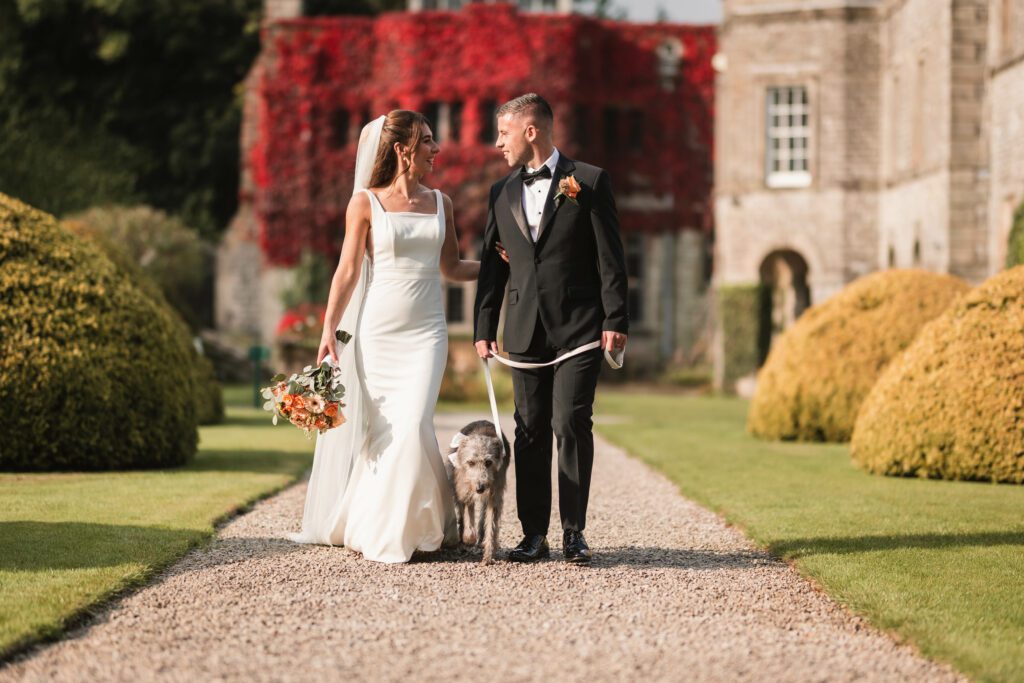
[446,420,510,565]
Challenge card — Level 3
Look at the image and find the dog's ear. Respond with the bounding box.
[449,431,466,450]
[447,450,460,468]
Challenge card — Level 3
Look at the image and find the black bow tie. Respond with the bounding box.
[521,165,552,186]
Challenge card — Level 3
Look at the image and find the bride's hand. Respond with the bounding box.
[317,332,339,366]
[496,242,509,263]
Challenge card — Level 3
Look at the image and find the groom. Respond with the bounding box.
[473,94,629,564]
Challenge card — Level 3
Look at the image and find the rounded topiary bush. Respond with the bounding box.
[0,193,197,470]
[748,269,969,442]
[851,267,1024,483]
[65,218,224,425]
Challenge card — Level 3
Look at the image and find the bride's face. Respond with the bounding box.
[405,125,439,178]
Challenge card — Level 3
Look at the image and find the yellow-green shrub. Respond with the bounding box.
[748,270,968,442]
[851,267,1024,483]
[0,193,197,470]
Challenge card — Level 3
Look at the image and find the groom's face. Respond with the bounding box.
[495,113,535,168]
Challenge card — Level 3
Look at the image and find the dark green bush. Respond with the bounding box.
[748,270,968,442]
[64,216,224,425]
[716,284,761,392]
[851,267,1024,483]
[1006,201,1024,269]
[0,193,198,470]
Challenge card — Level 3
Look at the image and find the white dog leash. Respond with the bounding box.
[477,341,624,458]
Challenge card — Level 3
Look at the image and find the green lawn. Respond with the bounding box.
[0,400,312,660]
[594,392,1024,683]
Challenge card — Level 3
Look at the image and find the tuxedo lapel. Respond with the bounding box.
[535,155,576,245]
[502,172,531,244]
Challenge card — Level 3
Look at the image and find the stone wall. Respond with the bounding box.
[715,1,880,303]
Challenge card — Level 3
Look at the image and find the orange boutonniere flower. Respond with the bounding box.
[555,174,581,205]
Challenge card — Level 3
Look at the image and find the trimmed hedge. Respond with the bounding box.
[716,284,761,393]
[65,218,224,425]
[1006,200,1024,269]
[851,267,1024,483]
[748,270,968,442]
[0,193,197,470]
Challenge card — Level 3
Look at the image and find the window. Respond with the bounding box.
[627,109,644,153]
[765,86,810,188]
[603,107,619,153]
[449,101,463,144]
[328,109,350,148]
[423,102,442,140]
[625,233,644,323]
[479,99,497,144]
[574,104,590,147]
[518,0,557,11]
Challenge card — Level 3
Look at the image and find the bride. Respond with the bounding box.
[288,110,493,563]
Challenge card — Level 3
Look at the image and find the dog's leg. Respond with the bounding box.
[482,500,498,565]
[462,502,477,546]
[454,501,464,545]
[474,498,486,550]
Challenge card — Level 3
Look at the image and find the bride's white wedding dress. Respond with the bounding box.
[289,187,457,563]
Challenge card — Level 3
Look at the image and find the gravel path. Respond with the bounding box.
[2,412,962,682]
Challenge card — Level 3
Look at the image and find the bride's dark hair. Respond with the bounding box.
[368,109,431,189]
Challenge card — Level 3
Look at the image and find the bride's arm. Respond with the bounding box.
[439,193,482,282]
[317,192,372,364]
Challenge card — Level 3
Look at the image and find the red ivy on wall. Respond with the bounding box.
[249,5,715,266]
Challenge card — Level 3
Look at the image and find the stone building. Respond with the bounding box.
[714,0,1024,391]
[216,2,716,373]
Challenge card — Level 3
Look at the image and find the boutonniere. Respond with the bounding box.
[554,174,581,205]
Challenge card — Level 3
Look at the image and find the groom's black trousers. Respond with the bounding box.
[509,315,603,536]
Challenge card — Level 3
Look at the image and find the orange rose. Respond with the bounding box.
[556,175,581,204]
[324,403,338,417]
[562,175,581,198]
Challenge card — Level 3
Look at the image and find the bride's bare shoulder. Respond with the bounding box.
[346,191,372,218]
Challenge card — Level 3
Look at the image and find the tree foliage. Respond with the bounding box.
[0,0,262,235]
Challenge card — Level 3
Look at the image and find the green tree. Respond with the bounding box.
[0,0,262,236]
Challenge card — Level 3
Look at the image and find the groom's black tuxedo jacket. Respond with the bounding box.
[473,154,629,354]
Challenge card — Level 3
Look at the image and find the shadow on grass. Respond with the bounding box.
[770,530,1024,559]
[0,522,202,572]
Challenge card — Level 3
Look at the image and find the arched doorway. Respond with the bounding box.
[758,250,810,364]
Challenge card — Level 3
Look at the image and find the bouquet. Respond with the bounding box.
[261,330,352,437]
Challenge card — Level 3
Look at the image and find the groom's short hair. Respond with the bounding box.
[497,94,554,128]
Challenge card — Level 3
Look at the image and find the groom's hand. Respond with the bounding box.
[475,340,499,359]
[603,331,627,353]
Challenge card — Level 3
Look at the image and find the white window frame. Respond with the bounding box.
[765,86,811,189]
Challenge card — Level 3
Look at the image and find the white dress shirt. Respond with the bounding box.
[522,148,559,242]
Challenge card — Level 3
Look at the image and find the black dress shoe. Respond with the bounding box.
[507,534,549,562]
[562,530,593,564]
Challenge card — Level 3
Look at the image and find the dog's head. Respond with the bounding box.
[448,433,506,495]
